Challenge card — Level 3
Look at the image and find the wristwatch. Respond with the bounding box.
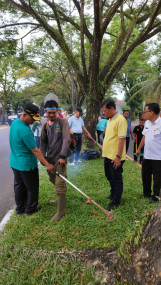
[116,154,122,159]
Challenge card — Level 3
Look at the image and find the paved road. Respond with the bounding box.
[0,125,14,222]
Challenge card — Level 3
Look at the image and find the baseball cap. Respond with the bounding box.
[24,103,41,121]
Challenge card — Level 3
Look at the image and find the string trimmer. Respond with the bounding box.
[86,134,103,150]
[54,163,115,221]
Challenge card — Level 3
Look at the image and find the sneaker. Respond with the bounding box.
[68,162,75,166]
[25,206,42,216]
[77,160,82,163]
[107,201,119,211]
[151,195,159,203]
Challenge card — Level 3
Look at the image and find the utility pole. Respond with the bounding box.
[69,0,75,112]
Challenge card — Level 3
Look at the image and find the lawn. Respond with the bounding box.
[0,157,156,284]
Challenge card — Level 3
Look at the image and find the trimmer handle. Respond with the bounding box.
[54,161,60,175]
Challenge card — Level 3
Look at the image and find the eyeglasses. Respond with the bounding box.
[142,111,151,114]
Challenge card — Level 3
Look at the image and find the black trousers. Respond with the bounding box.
[12,167,39,214]
[69,133,82,163]
[142,159,161,197]
[97,130,104,145]
[104,158,125,204]
[126,137,130,153]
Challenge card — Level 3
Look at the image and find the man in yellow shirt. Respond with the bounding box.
[101,99,127,210]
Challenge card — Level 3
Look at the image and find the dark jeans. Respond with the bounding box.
[142,159,161,197]
[12,167,39,214]
[104,158,125,204]
[97,130,104,145]
[126,137,130,153]
[69,133,82,163]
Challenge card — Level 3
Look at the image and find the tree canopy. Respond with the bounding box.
[1,0,161,131]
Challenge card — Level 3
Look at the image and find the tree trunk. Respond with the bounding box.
[85,88,104,138]
[117,204,161,285]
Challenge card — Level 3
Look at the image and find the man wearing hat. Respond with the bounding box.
[9,103,54,216]
[68,107,90,165]
[40,99,71,221]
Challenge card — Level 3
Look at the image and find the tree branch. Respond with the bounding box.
[99,28,126,81]
[0,22,39,29]
[144,0,161,32]
[15,26,40,41]
[80,0,88,80]
[104,24,161,87]
[72,0,93,42]
[7,0,85,85]
[42,0,63,36]
[101,0,124,37]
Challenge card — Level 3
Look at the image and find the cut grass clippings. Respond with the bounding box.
[0,158,156,284]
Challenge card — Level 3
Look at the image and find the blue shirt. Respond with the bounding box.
[9,119,37,171]
[68,115,84,134]
[126,118,131,137]
[96,119,108,131]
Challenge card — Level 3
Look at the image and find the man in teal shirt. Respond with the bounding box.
[9,103,54,216]
[96,116,108,145]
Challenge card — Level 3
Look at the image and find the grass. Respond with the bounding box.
[0,157,156,284]
[0,246,99,285]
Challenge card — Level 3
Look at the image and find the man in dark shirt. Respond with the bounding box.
[40,100,71,221]
[133,119,145,163]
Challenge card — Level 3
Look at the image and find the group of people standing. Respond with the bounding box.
[9,100,91,221]
[101,100,161,209]
[9,97,161,221]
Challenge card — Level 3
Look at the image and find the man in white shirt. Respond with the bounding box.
[136,103,161,203]
[68,107,90,164]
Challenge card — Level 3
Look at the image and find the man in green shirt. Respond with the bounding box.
[9,103,54,216]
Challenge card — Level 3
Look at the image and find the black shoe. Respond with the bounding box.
[106,194,112,200]
[107,201,119,211]
[25,206,42,216]
[141,195,151,199]
[151,195,159,203]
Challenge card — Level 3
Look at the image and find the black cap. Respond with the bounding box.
[24,103,41,121]
[76,107,83,116]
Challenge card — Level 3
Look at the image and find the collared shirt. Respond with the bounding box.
[68,115,84,134]
[126,118,131,137]
[142,116,161,160]
[102,113,127,160]
[9,119,37,171]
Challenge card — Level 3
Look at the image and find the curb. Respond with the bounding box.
[0,209,14,232]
